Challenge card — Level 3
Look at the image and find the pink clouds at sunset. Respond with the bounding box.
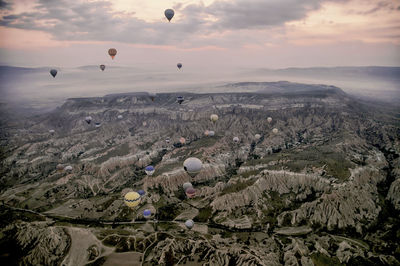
[0,0,399,67]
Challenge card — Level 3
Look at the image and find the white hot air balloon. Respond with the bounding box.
[272,128,279,134]
[183,158,203,178]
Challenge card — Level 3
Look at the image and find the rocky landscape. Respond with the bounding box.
[0,81,399,265]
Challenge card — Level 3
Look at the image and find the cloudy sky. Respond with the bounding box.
[0,0,399,68]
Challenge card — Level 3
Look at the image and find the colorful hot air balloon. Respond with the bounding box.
[210,114,218,123]
[272,128,279,134]
[100,65,105,71]
[233,137,240,143]
[124,191,141,208]
[185,187,196,198]
[180,137,186,145]
[108,48,117,59]
[267,117,273,123]
[50,69,57,78]
[185,219,194,229]
[183,158,202,178]
[143,209,151,219]
[145,166,155,176]
[164,9,174,22]
[137,190,146,197]
[177,63,182,69]
[204,130,209,136]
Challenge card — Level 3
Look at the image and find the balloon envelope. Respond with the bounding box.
[185,219,194,229]
[50,69,57,78]
[180,137,186,145]
[164,9,174,21]
[49,129,55,134]
[185,188,196,198]
[272,128,279,134]
[124,192,141,208]
[208,131,215,137]
[108,48,117,59]
[137,190,146,196]
[143,209,151,218]
[210,114,218,122]
[233,137,240,143]
[255,134,261,140]
[177,96,184,104]
[183,182,193,192]
[145,165,155,176]
[183,157,202,178]
[64,165,73,171]
[85,116,92,124]
[100,65,105,71]
[204,130,209,136]
[177,63,182,69]
[117,115,123,119]
[267,117,273,123]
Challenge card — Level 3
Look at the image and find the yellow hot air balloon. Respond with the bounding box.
[124,191,141,208]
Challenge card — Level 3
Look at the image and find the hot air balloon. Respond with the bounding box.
[208,131,215,137]
[165,137,171,144]
[164,9,174,22]
[180,137,186,145]
[50,69,57,78]
[145,166,155,176]
[137,190,146,197]
[49,129,55,134]
[210,114,218,123]
[185,187,196,198]
[108,48,117,59]
[204,130,209,137]
[124,192,141,208]
[182,182,193,192]
[177,96,184,105]
[183,157,202,178]
[64,165,73,172]
[117,115,123,119]
[272,128,279,134]
[149,93,156,102]
[85,116,92,124]
[267,117,273,123]
[255,134,261,140]
[185,219,194,229]
[177,63,182,69]
[100,65,105,71]
[95,122,101,128]
[56,164,64,171]
[143,209,151,219]
[143,121,147,127]
[233,137,240,143]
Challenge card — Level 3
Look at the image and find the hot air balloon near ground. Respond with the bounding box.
[183,182,193,192]
[185,187,196,198]
[233,137,240,143]
[267,117,273,123]
[177,96,184,104]
[56,164,64,171]
[117,115,123,119]
[100,65,105,71]
[255,134,261,140]
[124,192,141,208]
[137,190,146,197]
[183,157,203,178]
[210,114,218,123]
[204,130,209,136]
[85,116,92,124]
[50,69,57,78]
[208,131,215,137]
[180,137,186,145]
[272,128,279,134]
[49,129,55,134]
[143,209,151,219]
[64,165,73,172]
[177,63,182,69]
[145,166,155,176]
[164,9,174,22]
[108,48,117,59]
[95,122,101,128]
[185,219,194,229]
[165,137,171,144]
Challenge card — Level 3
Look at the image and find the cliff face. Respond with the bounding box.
[0,82,399,265]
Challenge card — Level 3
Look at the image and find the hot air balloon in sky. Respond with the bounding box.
[185,219,194,229]
[145,165,155,176]
[233,137,240,143]
[183,182,193,192]
[177,63,182,69]
[143,209,151,219]
[185,187,196,198]
[85,116,92,124]
[267,117,273,123]
[50,69,57,78]
[210,114,218,123]
[272,128,279,134]
[100,64,105,71]
[108,48,117,59]
[137,190,146,197]
[164,9,174,22]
